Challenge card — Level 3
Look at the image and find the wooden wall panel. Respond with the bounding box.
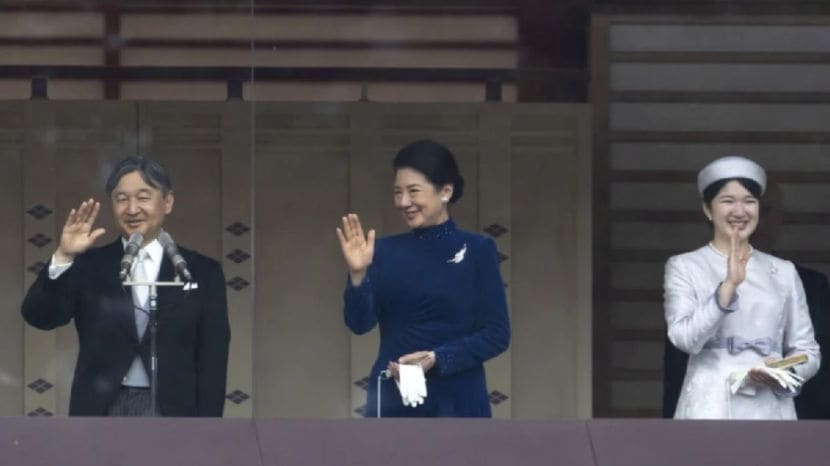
[121,83,228,102]
[611,380,661,411]
[612,63,830,92]
[611,302,664,330]
[0,103,24,416]
[219,102,255,418]
[511,104,592,418]
[609,23,830,52]
[0,47,104,65]
[0,9,517,102]
[22,102,58,418]
[253,104,352,417]
[122,48,516,68]
[611,341,663,371]
[479,106,511,419]
[121,14,516,41]
[611,142,830,170]
[0,12,103,38]
[611,103,830,132]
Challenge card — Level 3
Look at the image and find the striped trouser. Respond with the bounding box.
[106,386,154,417]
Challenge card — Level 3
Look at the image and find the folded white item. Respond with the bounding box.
[729,365,805,396]
[396,363,428,407]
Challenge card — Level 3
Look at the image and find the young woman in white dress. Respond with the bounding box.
[664,156,820,419]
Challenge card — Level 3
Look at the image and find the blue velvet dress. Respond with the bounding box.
[344,219,510,417]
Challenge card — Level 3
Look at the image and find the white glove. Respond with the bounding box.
[396,363,428,407]
[765,367,804,391]
[729,366,804,395]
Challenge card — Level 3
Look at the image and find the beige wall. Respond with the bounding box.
[0,100,591,418]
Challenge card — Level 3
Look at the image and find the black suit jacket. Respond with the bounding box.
[662,264,830,419]
[22,239,230,417]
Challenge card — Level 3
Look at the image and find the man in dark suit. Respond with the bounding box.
[22,156,230,417]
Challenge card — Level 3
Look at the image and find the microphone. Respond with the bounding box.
[157,230,193,282]
[119,232,144,281]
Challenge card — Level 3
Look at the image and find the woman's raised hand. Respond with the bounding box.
[718,227,748,308]
[336,213,375,286]
[725,227,749,287]
[55,198,106,264]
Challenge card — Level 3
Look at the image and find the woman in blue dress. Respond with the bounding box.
[336,139,510,417]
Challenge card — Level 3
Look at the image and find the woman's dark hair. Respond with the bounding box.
[105,156,173,197]
[702,177,762,207]
[392,139,465,203]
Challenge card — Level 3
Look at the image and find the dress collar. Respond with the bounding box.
[707,241,753,259]
[413,219,456,240]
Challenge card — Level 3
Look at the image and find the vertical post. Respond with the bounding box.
[103,6,122,100]
[30,77,48,100]
[227,80,244,101]
[485,78,503,102]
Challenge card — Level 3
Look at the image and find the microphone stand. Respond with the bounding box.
[377,370,391,418]
[123,275,185,416]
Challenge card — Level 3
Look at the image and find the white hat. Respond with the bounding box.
[697,156,766,197]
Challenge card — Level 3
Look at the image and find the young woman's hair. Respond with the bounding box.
[702,177,762,207]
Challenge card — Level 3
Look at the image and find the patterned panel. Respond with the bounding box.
[26,261,47,275]
[27,233,52,248]
[353,376,371,391]
[474,106,513,418]
[225,249,251,264]
[226,222,251,236]
[22,101,59,417]
[26,205,52,220]
[225,389,251,405]
[220,103,255,418]
[26,379,53,394]
[489,390,509,405]
[0,132,25,415]
[227,277,251,292]
[26,407,54,417]
[484,223,509,238]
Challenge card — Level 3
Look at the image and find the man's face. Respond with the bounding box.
[110,170,173,243]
